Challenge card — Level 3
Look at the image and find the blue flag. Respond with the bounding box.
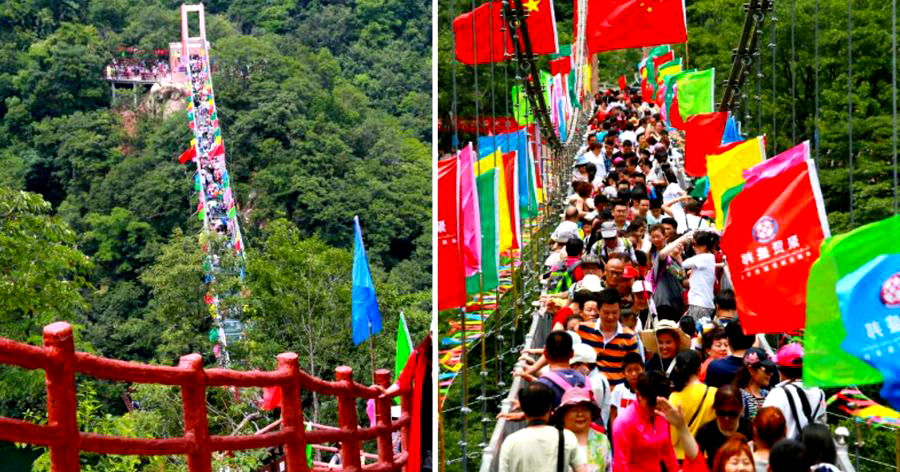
[837,253,900,409]
[352,216,382,345]
[722,115,745,144]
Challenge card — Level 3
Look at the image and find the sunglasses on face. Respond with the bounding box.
[716,410,741,418]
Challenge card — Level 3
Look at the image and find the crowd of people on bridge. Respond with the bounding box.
[104,58,172,81]
[497,87,839,472]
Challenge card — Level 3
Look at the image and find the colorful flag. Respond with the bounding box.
[502,151,521,250]
[512,85,534,125]
[803,215,900,388]
[178,146,196,164]
[837,253,900,410]
[437,157,467,310]
[452,2,507,65]
[477,150,516,253]
[743,141,810,188]
[721,159,829,334]
[657,59,683,85]
[683,112,728,176]
[676,68,715,117]
[352,216,383,344]
[466,168,500,294]
[394,313,413,381]
[706,136,766,228]
[586,0,687,54]
[458,145,482,277]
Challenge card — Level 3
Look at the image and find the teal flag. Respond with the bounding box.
[466,170,500,294]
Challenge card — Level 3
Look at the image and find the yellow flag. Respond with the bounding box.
[658,63,683,83]
[477,149,514,252]
[582,64,593,95]
[706,136,767,228]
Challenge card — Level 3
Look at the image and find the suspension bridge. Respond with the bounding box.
[438,0,900,469]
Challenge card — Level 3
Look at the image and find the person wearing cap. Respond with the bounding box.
[640,319,691,377]
[762,343,826,439]
[706,320,756,388]
[552,387,611,472]
[498,382,588,472]
[591,222,636,263]
[733,347,775,420]
[569,343,612,430]
[573,154,592,183]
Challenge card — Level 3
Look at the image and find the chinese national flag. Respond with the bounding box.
[517,0,559,56]
[585,0,687,54]
[177,146,196,164]
[453,2,508,65]
[437,157,467,310]
[683,112,728,176]
[721,160,828,334]
[641,77,654,103]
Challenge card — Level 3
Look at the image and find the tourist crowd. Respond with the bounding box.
[498,88,838,472]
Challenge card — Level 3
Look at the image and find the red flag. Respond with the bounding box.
[668,93,687,129]
[618,75,627,91]
[550,57,572,76]
[721,160,829,334]
[209,143,225,157]
[655,84,665,108]
[502,151,521,250]
[437,157,467,310]
[452,2,507,65]
[653,51,675,76]
[586,0,687,54]
[261,386,282,410]
[178,146,196,164]
[700,190,716,219]
[683,112,728,177]
[641,76,654,103]
[516,0,559,56]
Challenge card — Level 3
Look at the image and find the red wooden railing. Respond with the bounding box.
[0,322,412,472]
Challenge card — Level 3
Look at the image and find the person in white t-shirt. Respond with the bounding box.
[499,382,588,472]
[762,343,826,440]
[680,231,719,321]
[607,352,643,430]
[552,207,581,244]
[662,195,712,234]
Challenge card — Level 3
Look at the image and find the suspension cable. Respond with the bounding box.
[848,0,855,227]
[814,0,819,161]
[893,0,898,213]
[770,2,777,155]
[790,0,796,143]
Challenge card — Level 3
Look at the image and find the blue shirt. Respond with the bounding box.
[705,355,744,388]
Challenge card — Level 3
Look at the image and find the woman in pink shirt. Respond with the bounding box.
[612,371,703,471]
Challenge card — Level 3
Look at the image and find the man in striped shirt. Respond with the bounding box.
[576,288,640,387]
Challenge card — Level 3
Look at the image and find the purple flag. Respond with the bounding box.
[459,144,482,277]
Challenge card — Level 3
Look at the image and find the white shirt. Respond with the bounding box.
[588,369,612,427]
[619,131,637,145]
[762,380,827,439]
[681,253,717,309]
[609,383,637,412]
[499,426,586,472]
[671,206,712,234]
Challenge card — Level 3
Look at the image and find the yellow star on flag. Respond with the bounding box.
[523,0,540,12]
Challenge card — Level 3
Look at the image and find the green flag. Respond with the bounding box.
[551,44,573,59]
[676,68,715,117]
[466,169,500,294]
[645,45,672,92]
[690,176,710,199]
[663,69,693,126]
[803,215,900,387]
[512,86,534,125]
[394,313,413,381]
[720,182,744,223]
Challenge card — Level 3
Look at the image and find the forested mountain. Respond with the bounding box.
[0,0,430,468]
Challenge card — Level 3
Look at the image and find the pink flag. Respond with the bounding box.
[743,140,809,188]
[458,144,482,277]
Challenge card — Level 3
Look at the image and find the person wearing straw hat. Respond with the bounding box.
[551,388,612,472]
[640,319,692,378]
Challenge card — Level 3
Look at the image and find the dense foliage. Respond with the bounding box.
[0,0,430,468]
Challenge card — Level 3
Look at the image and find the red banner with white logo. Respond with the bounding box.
[721,160,829,334]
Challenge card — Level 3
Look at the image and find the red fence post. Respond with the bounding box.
[178,354,212,472]
[43,322,80,472]
[276,352,308,472]
[400,389,412,465]
[336,366,362,471]
[373,369,395,469]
